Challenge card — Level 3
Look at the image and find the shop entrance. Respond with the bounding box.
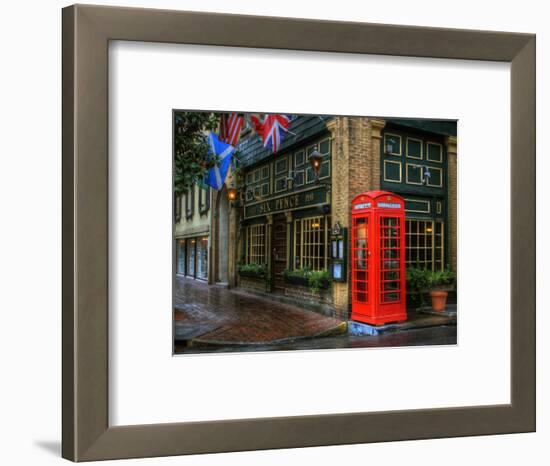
[271,215,288,292]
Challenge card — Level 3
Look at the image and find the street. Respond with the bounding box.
[174,276,457,355]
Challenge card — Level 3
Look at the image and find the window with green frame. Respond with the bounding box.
[246,164,271,199]
[294,215,330,271]
[382,130,446,190]
[245,224,267,265]
[299,137,331,185]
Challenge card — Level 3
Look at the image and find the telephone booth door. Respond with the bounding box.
[351,212,372,315]
[351,191,407,326]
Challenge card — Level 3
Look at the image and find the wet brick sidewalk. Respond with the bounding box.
[174,276,346,346]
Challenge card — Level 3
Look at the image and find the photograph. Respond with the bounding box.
[173,111,458,354]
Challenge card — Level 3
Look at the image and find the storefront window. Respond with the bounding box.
[176,239,186,275]
[187,239,196,277]
[196,236,208,280]
[245,224,266,264]
[405,219,444,271]
[294,216,329,271]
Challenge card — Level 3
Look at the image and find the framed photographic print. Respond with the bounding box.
[172,111,457,353]
[62,4,535,462]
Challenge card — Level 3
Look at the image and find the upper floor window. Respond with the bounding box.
[185,186,195,219]
[382,130,445,190]
[243,136,332,201]
[174,194,182,222]
[198,186,210,214]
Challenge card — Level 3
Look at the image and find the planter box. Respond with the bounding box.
[283,275,330,290]
[283,275,309,287]
[238,270,265,280]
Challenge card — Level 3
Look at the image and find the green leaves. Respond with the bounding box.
[406,266,455,291]
[283,267,330,292]
[173,111,219,195]
[237,262,267,279]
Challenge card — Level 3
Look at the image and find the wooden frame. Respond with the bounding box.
[62,4,536,461]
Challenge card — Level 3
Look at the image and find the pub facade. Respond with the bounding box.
[189,115,457,320]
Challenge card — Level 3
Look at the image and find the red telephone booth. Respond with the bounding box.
[351,191,407,325]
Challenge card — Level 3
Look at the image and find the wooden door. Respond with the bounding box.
[271,216,288,292]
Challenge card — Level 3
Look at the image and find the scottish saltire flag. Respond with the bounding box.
[262,114,292,153]
[219,113,244,146]
[204,132,235,190]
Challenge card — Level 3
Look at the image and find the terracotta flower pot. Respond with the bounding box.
[430,290,448,312]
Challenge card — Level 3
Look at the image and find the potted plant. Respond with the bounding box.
[427,269,456,312]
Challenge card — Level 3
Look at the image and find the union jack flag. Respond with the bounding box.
[250,114,293,153]
[248,114,264,139]
[219,113,244,146]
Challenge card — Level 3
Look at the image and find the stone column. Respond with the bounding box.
[207,189,219,285]
[285,211,293,269]
[369,118,386,191]
[326,117,349,318]
[446,136,458,273]
[227,203,239,288]
[266,214,273,292]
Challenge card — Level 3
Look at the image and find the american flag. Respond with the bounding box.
[250,114,293,154]
[219,113,244,146]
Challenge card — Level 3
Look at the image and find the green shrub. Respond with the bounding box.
[406,266,455,308]
[308,269,330,293]
[283,267,330,292]
[283,266,312,281]
[237,262,267,278]
[427,268,456,288]
[406,266,430,293]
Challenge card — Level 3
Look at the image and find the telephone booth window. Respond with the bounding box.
[380,216,401,303]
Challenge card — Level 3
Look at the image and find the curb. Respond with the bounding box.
[189,321,348,348]
[348,314,456,336]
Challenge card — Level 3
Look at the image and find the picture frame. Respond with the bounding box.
[62,4,535,462]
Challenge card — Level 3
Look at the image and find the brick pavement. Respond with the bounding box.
[174,276,347,346]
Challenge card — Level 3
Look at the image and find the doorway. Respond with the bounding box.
[271,215,288,292]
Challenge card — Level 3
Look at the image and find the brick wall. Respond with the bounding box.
[239,277,332,304]
[326,117,386,319]
[446,136,458,273]
[238,276,268,293]
[283,284,333,305]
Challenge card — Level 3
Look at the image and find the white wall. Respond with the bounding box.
[0,0,547,465]
[174,185,211,238]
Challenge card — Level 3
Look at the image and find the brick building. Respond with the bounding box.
[176,115,457,320]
